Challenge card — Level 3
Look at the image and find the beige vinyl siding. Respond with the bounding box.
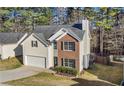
[22,34,50,68]
[23,35,48,57]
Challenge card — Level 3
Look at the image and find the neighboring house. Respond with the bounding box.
[21,19,91,72]
[0,32,27,59]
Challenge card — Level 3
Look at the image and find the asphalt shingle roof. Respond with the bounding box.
[0,32,25,44]
[33,24,84,41]
[0,24,84,44]
[34,33,49,45]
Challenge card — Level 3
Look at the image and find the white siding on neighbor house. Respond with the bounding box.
[0,44,2,59]
[1,44,22,60]
[22,34,49,68]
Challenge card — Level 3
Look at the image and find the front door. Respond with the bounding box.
[54,57,58,67]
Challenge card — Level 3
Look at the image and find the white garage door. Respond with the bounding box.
[27,55,46,68]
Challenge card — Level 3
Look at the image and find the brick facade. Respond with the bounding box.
[57,34,80,71]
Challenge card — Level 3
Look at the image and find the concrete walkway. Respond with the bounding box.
[0,66,54,84]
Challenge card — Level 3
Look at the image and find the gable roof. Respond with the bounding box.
[48,28,81,41]
[0,32,25,44]
[33,33,49,46]
[0,23,85,45]
[33,25,84,40]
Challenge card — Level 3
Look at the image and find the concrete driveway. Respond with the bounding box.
[0,66,54,83]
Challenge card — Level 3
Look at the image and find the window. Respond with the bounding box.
[31,41,38,47]
[69,42,75,50]
[64,42,75,51]
[63,58,75,68]
[53,41,57,49]
[64,59,68,66]
[69,59,75,68]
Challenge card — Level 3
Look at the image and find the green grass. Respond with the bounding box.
[85,63,123,85]
[5,71,116,86]
[3,63,122,86]
[0,56,23,71]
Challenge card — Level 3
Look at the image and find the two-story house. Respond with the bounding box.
[21,19,91,72]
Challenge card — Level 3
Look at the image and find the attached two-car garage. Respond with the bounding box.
[26,55,46,68]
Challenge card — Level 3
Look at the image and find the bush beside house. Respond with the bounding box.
[54,66,78,76]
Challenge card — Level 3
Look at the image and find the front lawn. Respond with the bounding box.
[0,56,23,71]
[3,63,122,86]
[5,71,115,86]
[85,63,123,85]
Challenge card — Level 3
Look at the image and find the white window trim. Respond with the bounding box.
[63,41,75,51]
[31,40,38,47]
[48,28,80,42]
[63,58,75,68]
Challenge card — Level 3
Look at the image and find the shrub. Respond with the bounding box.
[54,66,78,76]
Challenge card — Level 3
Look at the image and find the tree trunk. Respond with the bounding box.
[99,27,104,55]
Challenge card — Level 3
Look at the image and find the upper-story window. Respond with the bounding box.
[53,41,57,49]
[64,42,75,51]
[31,41,38,47]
